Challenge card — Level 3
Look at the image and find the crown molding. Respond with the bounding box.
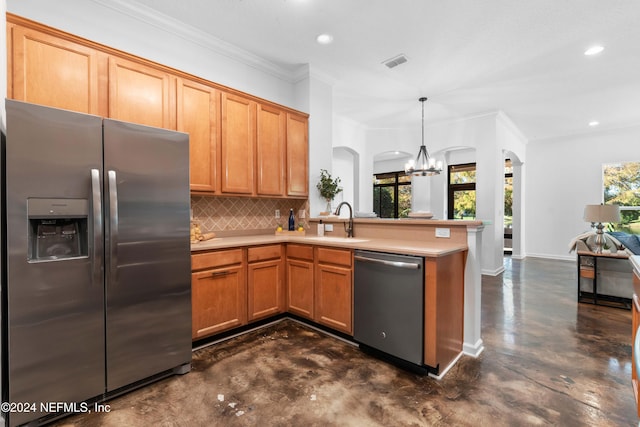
[91,0,298,83]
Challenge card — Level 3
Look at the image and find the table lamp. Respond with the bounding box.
[583,204,621,253]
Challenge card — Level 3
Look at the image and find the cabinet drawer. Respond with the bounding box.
[192,248,243,271]
[248,244,282,263]
[286,244,314,261]
[580,266,595,279]
[317,247,352,267]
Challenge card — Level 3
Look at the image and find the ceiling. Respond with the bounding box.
[128,0,640,141]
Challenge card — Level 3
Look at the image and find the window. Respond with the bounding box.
[373,172,412,218]
[448,163,476,219]
[603,161,640,234]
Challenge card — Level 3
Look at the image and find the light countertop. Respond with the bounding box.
[191,234,467,257]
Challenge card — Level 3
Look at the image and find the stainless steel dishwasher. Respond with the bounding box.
[354,250,424,366]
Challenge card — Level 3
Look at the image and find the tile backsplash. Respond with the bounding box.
[191,196,309,234]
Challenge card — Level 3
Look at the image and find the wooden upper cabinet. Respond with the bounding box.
[108,56,173,129]
[256,104,286,196]
[9,25,103,115]
[8,14,310,198]
[221,92,256,195]
[177,78,219,194]
[286,113,309,197]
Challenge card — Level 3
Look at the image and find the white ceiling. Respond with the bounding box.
[128,0,640,141]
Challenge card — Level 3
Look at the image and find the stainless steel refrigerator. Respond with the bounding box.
[2,100,192,426]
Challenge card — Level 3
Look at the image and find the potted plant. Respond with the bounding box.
[316,169,342,214]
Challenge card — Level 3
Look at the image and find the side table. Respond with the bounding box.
[577,250,631,309]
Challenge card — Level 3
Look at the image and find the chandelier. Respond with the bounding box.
[404,97,443,176]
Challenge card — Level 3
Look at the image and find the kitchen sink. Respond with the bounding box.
[304,236,369,243]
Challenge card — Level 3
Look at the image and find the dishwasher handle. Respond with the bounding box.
[354,255,422,270]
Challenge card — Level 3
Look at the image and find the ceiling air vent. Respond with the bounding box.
[382,54,408,69]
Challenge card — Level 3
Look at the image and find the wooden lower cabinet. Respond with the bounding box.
[247,245,285,321]
[286,244,315,319]
[191,243,354,340]
[191,249,247,340]
[424,251,466,370]
[314,247,353,334]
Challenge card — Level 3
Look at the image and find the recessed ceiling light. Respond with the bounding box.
[316,34,334,45]
[584,45,604,56]
[589,121,600,127]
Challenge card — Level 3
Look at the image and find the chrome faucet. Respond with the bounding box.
[334,202,354,238]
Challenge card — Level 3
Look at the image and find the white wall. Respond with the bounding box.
[332,115,367,213]
[306,71,334,216]
[332,147,354,209]
[526,125,640,260]
[373,157,409,174]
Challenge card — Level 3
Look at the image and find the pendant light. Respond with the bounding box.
[404,97,443,176]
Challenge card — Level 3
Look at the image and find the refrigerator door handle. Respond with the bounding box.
[108,170,119,285]
[91,169,103,286]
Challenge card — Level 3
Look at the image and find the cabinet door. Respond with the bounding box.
[256,104,286,196]
[315,263,353,334]
[248,258,285,321]
[286,113,309,197]
[10,25,102,114]
[192,264,247,339]
[108,56,173,129]
[177,78,219,193]
[286,259,314,319]
[221,92,256,194]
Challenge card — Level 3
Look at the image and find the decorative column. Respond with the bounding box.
[511,160,525,259]
[463,223,485,357]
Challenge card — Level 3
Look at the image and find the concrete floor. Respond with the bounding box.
[53,257,637,426]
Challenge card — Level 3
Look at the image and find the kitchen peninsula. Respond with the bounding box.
[191,218,484,378]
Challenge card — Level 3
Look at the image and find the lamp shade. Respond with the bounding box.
[583,204,621,223]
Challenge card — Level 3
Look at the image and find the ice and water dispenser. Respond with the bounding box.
[27,198,89,261]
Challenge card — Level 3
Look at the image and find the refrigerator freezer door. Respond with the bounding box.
[103,119,191,391]
[4,100,105,426]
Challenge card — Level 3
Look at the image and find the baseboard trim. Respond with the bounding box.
[482,265,505,276]
[429,351,464,380]
[463,339,485,358]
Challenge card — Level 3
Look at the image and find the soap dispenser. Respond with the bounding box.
[317,219,325,236]
[288,209,295,231]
